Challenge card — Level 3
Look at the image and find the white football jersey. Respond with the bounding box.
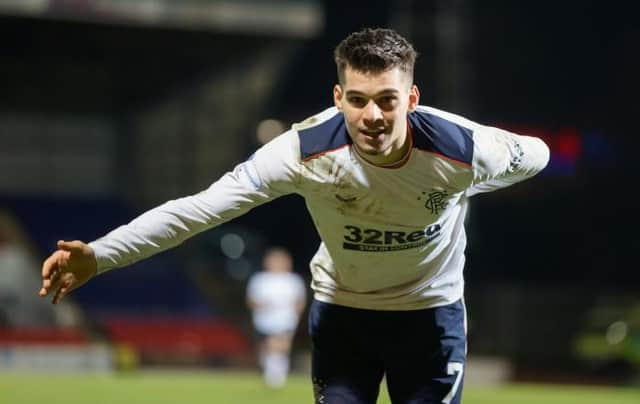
[247,271,306,334]
[90,106,549,310]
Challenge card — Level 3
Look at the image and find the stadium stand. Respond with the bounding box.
[0,197,251,368]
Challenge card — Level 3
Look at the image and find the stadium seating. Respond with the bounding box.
[1,197,251,367]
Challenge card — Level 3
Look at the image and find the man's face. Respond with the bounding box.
[334,66,419,165]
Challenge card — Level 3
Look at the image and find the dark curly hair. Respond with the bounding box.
[334,28,418,84]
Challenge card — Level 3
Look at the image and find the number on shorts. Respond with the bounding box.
[442,362,464,404]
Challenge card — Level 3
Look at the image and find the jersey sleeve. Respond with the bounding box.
[466,125,550,196]
[89,130,302,274]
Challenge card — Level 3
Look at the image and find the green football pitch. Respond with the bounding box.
[0,370,638,404]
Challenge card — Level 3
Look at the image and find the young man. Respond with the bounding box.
[39,28,549,403]
[246,247,306,388]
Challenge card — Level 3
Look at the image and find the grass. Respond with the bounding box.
[0,370,638,404]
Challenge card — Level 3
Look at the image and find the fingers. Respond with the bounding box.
[42,240,74,281]
[53,284,69,305]
[41,273,63,296]
[40,252,62,297]
[40,248,69,298]
[57,239,84,253]
[44,273,75,304]
[57,239,73,251]
[40,239,91,303]
[39,273,60,297]
[53,273,78,304]
[41,251,60,279]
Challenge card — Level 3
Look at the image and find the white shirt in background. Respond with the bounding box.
[247,271,306,334]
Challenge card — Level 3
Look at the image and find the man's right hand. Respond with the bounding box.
[39,240,97,304]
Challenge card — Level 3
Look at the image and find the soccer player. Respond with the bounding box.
[246,247,306,388]
[39,28,549,403]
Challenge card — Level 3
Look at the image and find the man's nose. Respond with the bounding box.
[362,100,383,122]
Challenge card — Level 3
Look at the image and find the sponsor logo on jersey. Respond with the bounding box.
[342,224,441,252]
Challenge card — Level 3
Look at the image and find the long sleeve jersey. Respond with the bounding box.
[90,105,549,310]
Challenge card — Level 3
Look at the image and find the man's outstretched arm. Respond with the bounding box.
[467,125,550,196]
[39,240,97,304]
[38,129,301,303]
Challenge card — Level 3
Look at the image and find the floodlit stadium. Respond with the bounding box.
[0,1,638,403]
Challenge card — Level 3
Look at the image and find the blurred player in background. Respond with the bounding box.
[246,247,306,388]
[39,28,549,403]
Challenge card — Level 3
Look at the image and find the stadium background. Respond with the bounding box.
[0,0,638,401]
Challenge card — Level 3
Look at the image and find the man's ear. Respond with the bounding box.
[334,84,343,110]
[408,84,420,112]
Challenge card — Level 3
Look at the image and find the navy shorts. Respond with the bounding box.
[309,299,466,404]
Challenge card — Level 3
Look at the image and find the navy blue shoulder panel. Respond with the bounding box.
[298,112,351,160]
[408,109,474,165]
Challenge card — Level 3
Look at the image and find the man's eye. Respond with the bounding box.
[376,96,397,110]
[348,97,367,107]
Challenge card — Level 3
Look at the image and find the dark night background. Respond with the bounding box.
[0,0,638,381]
